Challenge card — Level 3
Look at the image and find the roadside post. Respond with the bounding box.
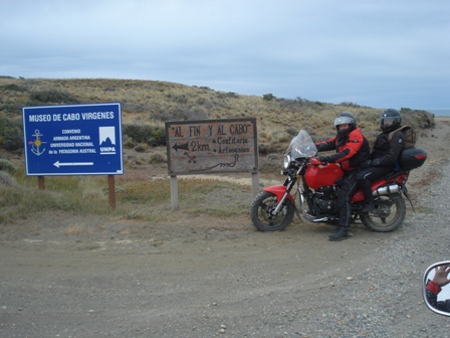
[165,118,258,210]
[23,103,123,209]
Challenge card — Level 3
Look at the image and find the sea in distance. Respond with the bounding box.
[427,109,450,117]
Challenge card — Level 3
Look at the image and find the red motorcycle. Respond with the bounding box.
[250,130,427,232]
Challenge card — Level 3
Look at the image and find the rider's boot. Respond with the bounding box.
[362,202,375,213]
[329,226,349,241]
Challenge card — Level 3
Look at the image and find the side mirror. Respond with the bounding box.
[423,261,450,316]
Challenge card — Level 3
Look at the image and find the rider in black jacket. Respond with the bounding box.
[356,109,405,212]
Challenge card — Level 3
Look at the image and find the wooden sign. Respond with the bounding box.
[165,118,258,176]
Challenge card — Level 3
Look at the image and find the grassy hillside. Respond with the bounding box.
[0,76,435,158]
[0,76,437,224]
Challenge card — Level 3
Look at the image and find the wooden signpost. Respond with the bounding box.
[165,118,259,210]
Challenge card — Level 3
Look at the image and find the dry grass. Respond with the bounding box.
[0,76,435,153]
[0,76,437,223]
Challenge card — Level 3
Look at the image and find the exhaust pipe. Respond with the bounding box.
[303,213,332,223]
[373,184,400,196]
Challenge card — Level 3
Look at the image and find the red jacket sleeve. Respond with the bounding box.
[426,280,442,295]
[315,137,337,152]
[319,129,365,164]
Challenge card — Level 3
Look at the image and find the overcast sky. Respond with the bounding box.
[1,0,449,110]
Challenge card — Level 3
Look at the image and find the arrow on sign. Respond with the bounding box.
[53,161,94,168]
[172,142,189,152]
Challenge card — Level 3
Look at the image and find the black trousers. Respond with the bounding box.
[355,165,395,204]
[337,171,359,229]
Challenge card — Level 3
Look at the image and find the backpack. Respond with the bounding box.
[388,125,426,171]
[388,125,416,148]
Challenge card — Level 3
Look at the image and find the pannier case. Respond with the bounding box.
[399,146,427,170]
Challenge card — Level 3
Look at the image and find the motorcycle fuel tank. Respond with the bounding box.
[305,163,343,189]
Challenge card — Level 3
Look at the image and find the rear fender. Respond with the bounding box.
[370,173,408,192]
[263,185,295,203]
[351,173,407,203]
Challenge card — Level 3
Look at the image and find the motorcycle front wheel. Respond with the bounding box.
[250,191,295,231]
[360,194,406,232]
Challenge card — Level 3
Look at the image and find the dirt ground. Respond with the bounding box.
[1,118,450,337]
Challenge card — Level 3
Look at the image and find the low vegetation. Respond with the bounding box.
[0,76,436,224]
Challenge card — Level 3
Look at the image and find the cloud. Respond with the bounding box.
[1,0,449,109]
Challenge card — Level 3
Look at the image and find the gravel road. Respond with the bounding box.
[1,119,450,338]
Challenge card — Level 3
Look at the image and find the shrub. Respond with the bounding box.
[134,144,147,152]
[216,92,239,99]
[173,108,208,121]
[0,102,23,115]
[122,136,136,149]
[263,93,275,101]
[0,171,16,187]
[286,127,298,136]
[147,128,165,146]
[0,84,26,92]
[29,89,79,103]
[226,92,239,99]
[274,132,291,143]
[0,159,16,174]
[0,115,23,151]
[401,108,435,129]
[149,151,167,164]
[122,124,166,146]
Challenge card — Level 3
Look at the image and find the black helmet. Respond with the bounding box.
[380,109,402,133]
[334,111,356,137]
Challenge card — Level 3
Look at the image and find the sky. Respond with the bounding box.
[1,0,449,110]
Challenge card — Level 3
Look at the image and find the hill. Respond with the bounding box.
[0,76,435,163]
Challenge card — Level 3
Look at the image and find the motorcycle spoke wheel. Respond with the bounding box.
[250,191,295,231]
[360,195,406,232]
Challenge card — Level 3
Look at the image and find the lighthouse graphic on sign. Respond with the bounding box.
[99,126,116,155]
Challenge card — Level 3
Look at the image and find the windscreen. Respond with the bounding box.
[286,130,317,159]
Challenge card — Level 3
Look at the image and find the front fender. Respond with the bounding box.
[263,185,295,203]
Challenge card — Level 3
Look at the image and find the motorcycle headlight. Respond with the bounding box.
[283,154,291,169]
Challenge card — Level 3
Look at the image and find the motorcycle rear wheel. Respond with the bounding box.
[360,194,406,232]
[250,191,295,231]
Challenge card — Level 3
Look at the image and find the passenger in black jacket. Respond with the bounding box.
[356,109,405,212]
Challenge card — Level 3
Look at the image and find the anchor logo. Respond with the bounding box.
[28,129,47,156]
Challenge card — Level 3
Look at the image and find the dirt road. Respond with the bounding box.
[1,118,450,337]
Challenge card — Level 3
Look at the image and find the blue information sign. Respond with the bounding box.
[23,103,123,176]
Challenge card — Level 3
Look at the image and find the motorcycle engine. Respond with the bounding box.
[313,186,338,214]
